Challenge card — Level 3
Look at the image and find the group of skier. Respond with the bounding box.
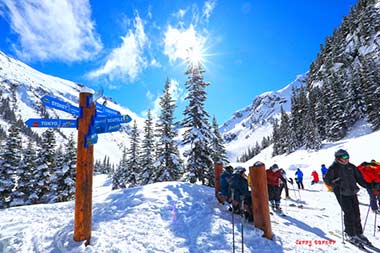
[218,148,380,250]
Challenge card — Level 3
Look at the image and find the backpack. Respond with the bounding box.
[358,162,380,184]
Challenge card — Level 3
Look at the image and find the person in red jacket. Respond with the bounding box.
[266,164,285,212]
[357,160,380,214]
[311,170,319,185]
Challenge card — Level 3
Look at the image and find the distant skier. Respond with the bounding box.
[321,164,328,178]
[311,170,319,185]
[324,149,371,246]
[295,168,304,189]
[279,168,290,199]
[266,164,285,212]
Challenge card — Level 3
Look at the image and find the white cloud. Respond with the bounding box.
[174,9,187,19]
[87,14,148,82]
[202,0,216,22]
[0,0,102,62]
[163,25,206,63]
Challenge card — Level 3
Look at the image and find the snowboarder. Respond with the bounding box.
[219,165,234,203]
[324,149,371,246]
[311,170,319,185]
[295,168,304,189]
[266,164,285,212]
[357,160,380,214]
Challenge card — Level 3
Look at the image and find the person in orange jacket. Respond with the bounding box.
[266,164,285,211]
[311,170,319,185]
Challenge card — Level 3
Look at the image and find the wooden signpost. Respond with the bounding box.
[25,88,132,245]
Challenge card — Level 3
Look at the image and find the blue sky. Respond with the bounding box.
[0,0,357,124]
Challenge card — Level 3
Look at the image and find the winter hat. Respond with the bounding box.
[234,166,246,174]
[225,165,234,174]
[271,164,279,170]
[334,149,349,159]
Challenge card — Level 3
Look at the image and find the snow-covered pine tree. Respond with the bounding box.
[211,116,228,165]
[125,120,140,187]
[55,133,76,202]
[32,129,57,203]
[182,61,214,186]
[0,125,22,208]
[139,109,156,185]
[153,79,182,183]
[278,106,292,154]
[271,119,280,157]
[15,140,37,205]
[112,146,128,190]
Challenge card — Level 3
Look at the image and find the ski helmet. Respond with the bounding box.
[335,149,349,159]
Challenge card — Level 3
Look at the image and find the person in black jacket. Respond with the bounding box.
[229,166,252,219]
[324,149,370,245]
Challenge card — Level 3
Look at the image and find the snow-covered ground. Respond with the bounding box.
[1,121,380,252]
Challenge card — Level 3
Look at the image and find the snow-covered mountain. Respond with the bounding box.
[0,51,144,164]
[220,73,308,161]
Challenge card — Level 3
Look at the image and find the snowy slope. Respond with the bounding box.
[220,73,308,161]
[0,51,144,163]
[1,122,380,253]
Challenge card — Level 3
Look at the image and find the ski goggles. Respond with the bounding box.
[340,154,349,159]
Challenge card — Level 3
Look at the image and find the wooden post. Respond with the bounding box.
[214,162,224,204]
[74,91,95,244]
[249,162,273,240]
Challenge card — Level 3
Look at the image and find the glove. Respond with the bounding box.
[288,178,294,185]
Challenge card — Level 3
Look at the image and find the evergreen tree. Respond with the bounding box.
[16,140,37,205]
[153,79,182,183]
[210,116,229,165]
[55,133,76,202]
[278,106,292,154]
[0,125,22,208]
[271,119,280,157]
[182,61,214,186]
[112,146,128,189]
[125,120,140,187]
[139,109,156,185]
[33,129,57,203]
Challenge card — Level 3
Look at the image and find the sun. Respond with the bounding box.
[186,45,205,67]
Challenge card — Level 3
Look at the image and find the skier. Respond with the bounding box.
[357,160,380,214]
[266,164,285,212]
[295,168,304,189]
[219,165,234,204]
[279,168,290,199]
[324,149,371,246]
[311,170,319,185]
[321,164,328,178]
[229,166,252,220]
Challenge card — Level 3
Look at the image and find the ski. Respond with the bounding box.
[328,231,378,253]
[363,243,380,253]
[347,240,372,252]
[288,204,325,211]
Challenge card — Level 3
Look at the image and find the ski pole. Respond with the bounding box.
[363,204,371,231]
[374,210,377,237]
[232,190,235,253]
[241,197,244,253]
[340,190,345,244]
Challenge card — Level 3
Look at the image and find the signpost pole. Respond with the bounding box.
[74,91,95,244]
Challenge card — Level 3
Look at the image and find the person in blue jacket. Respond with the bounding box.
[321,164,328,178]
[220,165,233,203]
[295,168,304,189]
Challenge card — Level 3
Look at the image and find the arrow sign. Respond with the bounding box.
[96,103,120,116]
[94,114,132,125]
[25,118,78,128]
[41,95,80,116]
[92,122,121,134]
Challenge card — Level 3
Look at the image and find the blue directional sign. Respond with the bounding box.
[92,122,121,134]
[25,118,77,128]
[85,133,98,147]
[96,103,120,116]
[94,114,132,125]
[41,95,80,116]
